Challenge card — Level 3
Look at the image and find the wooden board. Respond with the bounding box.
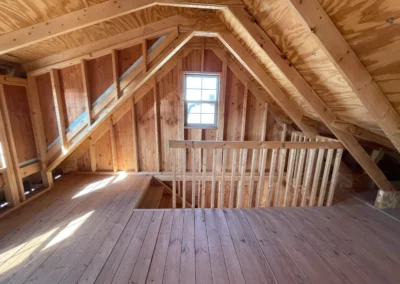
[318,0,400,119]
[136,89,157,171]
[7,7,216,62]
[3,85,37,163]
[231,0,378,130]
[57,64,86,127]
[117,43,143,76]
[114,111,135,171]
[159,66,179,172]
[36,73,58,147]
[87,53,113,103]
[77,148,91,171]
[94,129,113,171]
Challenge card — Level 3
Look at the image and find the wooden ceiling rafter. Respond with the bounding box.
[218,6,395,192]
[286,0,400,154]
[0,0,242,56]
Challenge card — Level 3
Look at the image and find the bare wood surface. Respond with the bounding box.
[0,173,399,284]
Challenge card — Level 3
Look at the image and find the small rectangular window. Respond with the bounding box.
[184,74,219,127]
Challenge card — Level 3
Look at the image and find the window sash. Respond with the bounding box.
[184,74,219,128]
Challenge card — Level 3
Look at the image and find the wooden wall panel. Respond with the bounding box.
[36,73,58,147]
[61,46,283,174]
[136,89,157,171]
[77,148,91,171]
[117,44,142,76]
[224,68,244,141]
[204,49,222,72]
[94,130,113,171]
[245,92,266,141]
[114,111,135,171]
[58,64,86,127]
[3,85,37,163]
[159,67,179,172]
[87,54,113,103]
[182,49,202,72]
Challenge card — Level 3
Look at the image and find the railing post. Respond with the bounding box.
[172,149,177,209]
[219,148,227,208]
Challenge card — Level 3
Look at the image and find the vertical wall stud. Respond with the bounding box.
[80,59,92,126]
[50,69,68,153]
[27,75,50,188]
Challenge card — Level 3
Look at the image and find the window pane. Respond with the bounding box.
[202,77,217,89]
[201,103,215,114]
[187,102,201,114]
[188,113,201,124]
[186,76,201,88]
[201,114,215,124]
[186,89,201,101]
[202,89,217,101]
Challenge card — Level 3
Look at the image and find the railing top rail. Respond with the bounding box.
[169,140,344,149]
[291,131,340,143]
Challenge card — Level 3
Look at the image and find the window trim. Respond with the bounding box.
[183,73,220,128]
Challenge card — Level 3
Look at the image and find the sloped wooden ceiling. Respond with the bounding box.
[0,0,398,149]
[1,5,216,62]
[240,0,400,134]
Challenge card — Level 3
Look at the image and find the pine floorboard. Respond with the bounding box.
[0,173,399,284]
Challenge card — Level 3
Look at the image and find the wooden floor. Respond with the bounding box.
[0,174,399,284]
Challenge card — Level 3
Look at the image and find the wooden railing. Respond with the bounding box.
[170,136,344,209]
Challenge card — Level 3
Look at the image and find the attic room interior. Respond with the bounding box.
[0,0,400,283]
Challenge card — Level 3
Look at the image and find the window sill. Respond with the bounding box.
[184,126,218,130]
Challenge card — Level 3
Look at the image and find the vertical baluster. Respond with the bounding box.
[275,146,287,207]
[283,147,296,207]
[191,148,196,208]
[247,149,258,208]
[318,147,334,206]
[172,149,176,209]
[266,149,278,207]
[326,149,344,206]
[182,148,187,209]
[219,148,228,208]
[309,140,325,206]
[229,149,238,208]
[210,148,217,208]
[291,146,307,207]
[236,148,248,208]
[300,147,316,206]
[201,148,207,208]
[256,149,268,207]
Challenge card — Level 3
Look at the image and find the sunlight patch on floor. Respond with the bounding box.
[0,227,59,275]
[43,211,93,250]
[72,176,114,199]
[113,171,127,183]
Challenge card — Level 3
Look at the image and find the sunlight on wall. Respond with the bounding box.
[72,176,114,199]
[0,142,6,168]
[43,211,93,250]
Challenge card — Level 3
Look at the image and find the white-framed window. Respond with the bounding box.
[184,74,219,128]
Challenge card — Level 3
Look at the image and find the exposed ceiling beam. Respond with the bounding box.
[0,0,242,55]
[25,14,225,75]
[47,31,195,172]
[286,0,400,154]
[210,47,293,125]
[221,7,395,192]
[216,32,317,136]
[331,120,395,150]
